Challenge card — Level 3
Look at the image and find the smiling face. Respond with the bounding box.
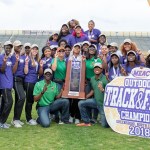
[94,67,103,75]
[75,27,82,34]
[89,47,96,55]
[44,72,52,81]
[14,45,22,53]
[101,45,109,55]
[127,53,136,62]
[123,42,132,51]
[88,21,95,31]
[31,47,38,57]
[61,26,69,35]
[65,47,71,57]
[98,36,106,45]
[4,45,12,56]
[25,46,31,55]
[58,49,65,57]
[44,49,51,58]
[73,46,81,55]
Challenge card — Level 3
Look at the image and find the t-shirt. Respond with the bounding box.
[85,57,102,79]
[122,63,145,75]
[90,74,108,106]
[33,80,59,107]
[52,58,66,80]
[11,54,26,78]
[24,58,39,83]
[108,66,122,81]
[39,57,52,81]
[0,54,13,89]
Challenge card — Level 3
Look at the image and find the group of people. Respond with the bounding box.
[0,19,150,129]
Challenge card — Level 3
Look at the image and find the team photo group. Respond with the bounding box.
[0,19,149,129]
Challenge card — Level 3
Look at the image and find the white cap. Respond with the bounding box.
[44,68,52,74]
[123,39,132,44]
[4,41,13,47]
[127,50,136,56]
[73,43,81,48]
[94,63,103,68]
[50,45,58,49]
[13,40,22,47]
[24,43,31,48]
[82,41,91,46]
[89,44,97,50]
[31,44,39,49]
[110,52,120,58]
[108,42,118,48]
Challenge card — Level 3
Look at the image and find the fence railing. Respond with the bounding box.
[0,30,150,37]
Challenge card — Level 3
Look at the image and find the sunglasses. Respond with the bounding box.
[89,47,96,50]
[58,50,65,52]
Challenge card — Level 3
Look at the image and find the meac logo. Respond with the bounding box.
[131,67,150,78]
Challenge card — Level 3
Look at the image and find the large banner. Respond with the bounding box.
[104,67,150,138]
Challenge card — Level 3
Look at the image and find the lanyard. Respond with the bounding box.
[113,66,119,78]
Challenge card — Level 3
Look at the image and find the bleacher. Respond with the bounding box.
[0,30,150,54]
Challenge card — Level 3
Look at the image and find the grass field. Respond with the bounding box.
[1,101,150,150]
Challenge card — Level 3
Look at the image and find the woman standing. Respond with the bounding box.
[123,50,145,75]
[51,47,66,92]
[24,44,40,125]
[58,24,71,43]
[11,40,26,128]
[68,43,84,124]
[39,46,52,81]
[120,39,145,64]
[107,52,126,81]
[0,41,13,129]
[85,20,101,46]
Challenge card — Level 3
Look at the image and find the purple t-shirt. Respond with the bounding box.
[11,54,26,78]
[68,34,89,47]
[122,63,145,75]
[60,34,72,44]
[39,57,52,81]
[108,66,122,81]
[24,58,39,83]
[0,54,13,89]
[85,28,101,45]
[49,41,58,46]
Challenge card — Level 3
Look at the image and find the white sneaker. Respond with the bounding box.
[17,120,24,125]
[4,123,11,128]
[59,121,64,125]
[0,123,9,129]
[69,117,74,123]
[11,120,22,128]
[75,119,80,124]
[27,119,37,125]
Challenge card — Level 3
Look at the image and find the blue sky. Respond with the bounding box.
[0,0,150,31]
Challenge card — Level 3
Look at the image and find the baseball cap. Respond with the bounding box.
[110,52,120,58]
[123,39,132,44]
[4,41,13,47]
[89,44,97,50]
[13,40,22,47]
[73,43,81,48]
[82,41,91,46]
[75,25,81,29]
[107,42,118,48]
[94,63,103,69]
[57,47,65,52]
[31,44,39,49]
[50,45,58,49]
[127,50,136,56]
[44,68,52,74]
[24,43,31,48]
[65,45,71,49]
